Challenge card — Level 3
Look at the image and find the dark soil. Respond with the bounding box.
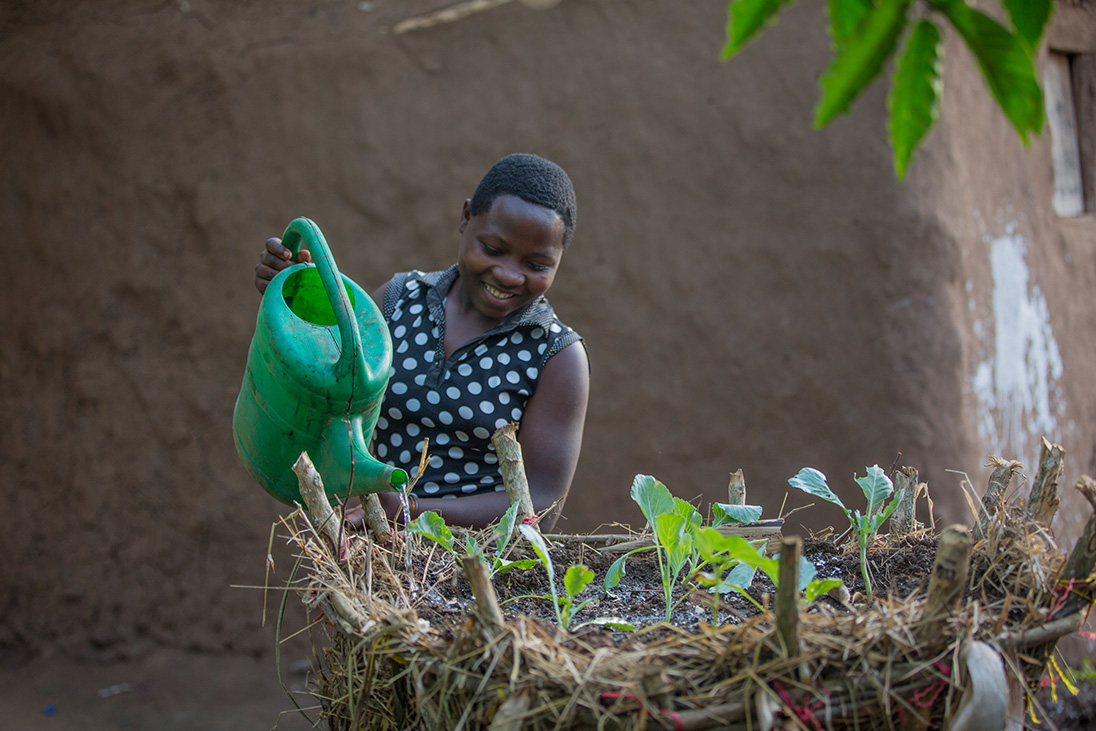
[403,533,940,641]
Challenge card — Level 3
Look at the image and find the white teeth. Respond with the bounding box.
[485,283,514,299]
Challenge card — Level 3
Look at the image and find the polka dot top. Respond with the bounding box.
[373,265,584,499]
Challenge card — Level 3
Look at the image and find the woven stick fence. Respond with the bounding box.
[271,435,1096,730]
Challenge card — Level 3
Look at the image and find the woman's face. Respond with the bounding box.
[456,194,566,320]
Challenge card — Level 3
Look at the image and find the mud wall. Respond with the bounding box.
[1,0,1092,659]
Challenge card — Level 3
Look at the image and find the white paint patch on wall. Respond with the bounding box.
[969,221,1065,468]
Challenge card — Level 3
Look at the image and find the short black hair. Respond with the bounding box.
[469,153,577,246]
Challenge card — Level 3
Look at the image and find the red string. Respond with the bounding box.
[771,681,825,731]
[521,515,539,525]
[909,662,952,709]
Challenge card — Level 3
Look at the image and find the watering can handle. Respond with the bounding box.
[281,217,368,384]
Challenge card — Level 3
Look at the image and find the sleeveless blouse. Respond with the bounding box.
[372,265,583,498]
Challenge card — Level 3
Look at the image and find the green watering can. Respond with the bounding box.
[233,217,408,505]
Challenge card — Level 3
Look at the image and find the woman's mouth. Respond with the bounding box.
[484,283,515,300]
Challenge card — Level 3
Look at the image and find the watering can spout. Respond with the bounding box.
[315,418,409,496]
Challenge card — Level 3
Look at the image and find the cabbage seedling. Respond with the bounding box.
[788,465,905,599]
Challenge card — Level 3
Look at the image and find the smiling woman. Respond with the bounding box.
[254,154,589,530]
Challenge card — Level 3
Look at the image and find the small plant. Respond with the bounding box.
[604,475,705,622]
[518,524,634,631]
[693,528,843,624]
[788,465,905,599]
[407,502,538,575]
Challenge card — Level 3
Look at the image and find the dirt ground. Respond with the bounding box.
[0,649,316,731]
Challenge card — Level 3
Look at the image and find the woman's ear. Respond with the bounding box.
[459,199,472,233]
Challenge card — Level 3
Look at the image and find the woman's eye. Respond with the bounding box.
[529,262,549,272]
[481,243,500,255]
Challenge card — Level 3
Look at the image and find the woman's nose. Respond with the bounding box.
[495,261,523,286]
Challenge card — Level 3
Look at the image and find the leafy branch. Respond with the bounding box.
[722,0,1053,178]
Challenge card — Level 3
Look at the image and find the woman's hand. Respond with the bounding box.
[255,237,312,295]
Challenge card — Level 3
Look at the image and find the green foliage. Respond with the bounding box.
[407,510,456,555]
[788,465,906,599]
[519,523,564,627]
[711,502,763,526]
[518,524,633,630]
[407,503,538,576]
[939,1,1044,143]
[721,0,797,59]
[611,474,844,625]
[722,0,1051,178]
[693,528,843,623]
[1001,0,1053,56]
[608,475,706,621]
[827,0,873,49]
[888,19,943,179]
[815,0,913,128]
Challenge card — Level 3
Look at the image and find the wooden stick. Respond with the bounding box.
[292,452,343,552]
[998,611,1084,649]
[492,422,535,522]
[359,493,394,542]
[775,536,801,659]
[892,466,918,536]
[976,456,1022,540]
[461,554,505,633]
[727,469,746,505]
[1059,475,1096,616]
[1028,437,1064,526]
[919,524,972,642]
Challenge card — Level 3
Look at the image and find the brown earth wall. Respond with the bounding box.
[1,0,1092,661]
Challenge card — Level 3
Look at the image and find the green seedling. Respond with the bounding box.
[693,528,842,623]
[604,475,704,622]
[407,503,538,576]
[788,465,905,599]
[518,524,635,631]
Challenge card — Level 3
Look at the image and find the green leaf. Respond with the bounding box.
[520,524,562,626]
[827,0,874,49]
[718,562,758,593]
[603,548,650,591]
[798,555,818,590]
[655,513,693,578]
[942,2,1044,142]
[564,564,594,598]
[788,468,847,512]
[696,529,779,583]
[573,616,638,632]
[491,557,540,574]
[407,511,455,554]
[804,577,845,603]
[630,475,675,529]
[888,18,943,179]
[722,0,798,60]
[815,0,913,128]
[1001,0,1053,56]
[712,502,764,526]
[856,465,894,516]
[494,501,521,557]
[520,524,555,583]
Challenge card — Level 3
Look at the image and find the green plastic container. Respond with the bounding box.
[233,217,407,505]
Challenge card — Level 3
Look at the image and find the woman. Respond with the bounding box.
[255,154,589,530]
